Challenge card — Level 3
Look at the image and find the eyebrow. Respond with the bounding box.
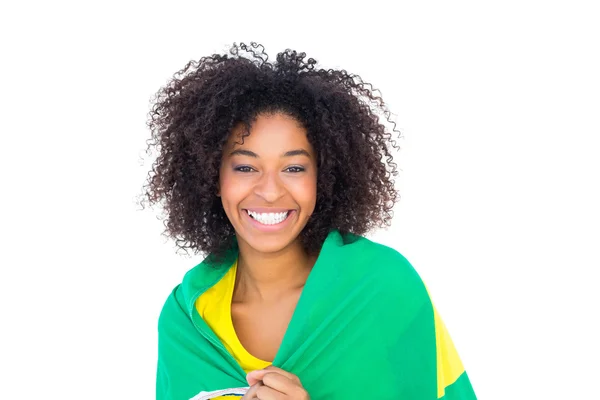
[229,149,311,158]
[229,149,258,158]
[283,149,311,158]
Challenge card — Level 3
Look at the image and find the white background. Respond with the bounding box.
[1,1,599,399]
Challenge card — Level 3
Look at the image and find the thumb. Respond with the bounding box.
[246,369,268,386]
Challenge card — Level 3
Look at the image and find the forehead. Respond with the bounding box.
[225,113,313,152]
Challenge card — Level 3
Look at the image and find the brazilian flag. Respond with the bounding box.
[157,230,477,399]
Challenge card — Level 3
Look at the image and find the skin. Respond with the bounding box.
[218,112,316,399]
[244,366,309,400]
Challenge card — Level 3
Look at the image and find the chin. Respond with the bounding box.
[241,233,301,254]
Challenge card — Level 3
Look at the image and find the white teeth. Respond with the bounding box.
[247,210,289,225]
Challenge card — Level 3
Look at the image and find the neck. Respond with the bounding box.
[233,238,316,304]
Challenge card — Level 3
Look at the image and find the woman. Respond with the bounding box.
[143,42,477,400]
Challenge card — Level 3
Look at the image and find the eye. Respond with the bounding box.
[234,166,255,173]
[285,166,305,173]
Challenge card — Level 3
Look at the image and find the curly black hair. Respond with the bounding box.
[141,42,401,258]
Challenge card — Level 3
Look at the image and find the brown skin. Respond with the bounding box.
[243,366,310,400]
[218,113,316,398]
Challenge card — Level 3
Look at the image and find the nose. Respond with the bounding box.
[254,170,285,203]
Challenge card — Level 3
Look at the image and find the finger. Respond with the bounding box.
[247,366,302,386]
[263,366,300,382]
[255,384,287,400]
[242,382,263,400]
[246,371,262,387]
[246,369,270,386]
[261,372,297,394]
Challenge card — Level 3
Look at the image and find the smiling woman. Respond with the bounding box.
[142,42,477,400]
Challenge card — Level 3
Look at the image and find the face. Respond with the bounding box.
[219,113,317,255]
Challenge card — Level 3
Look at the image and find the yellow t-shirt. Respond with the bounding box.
[195,260,272,375]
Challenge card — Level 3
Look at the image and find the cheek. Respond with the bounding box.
[293,177,317,212]
[218,172,241,205]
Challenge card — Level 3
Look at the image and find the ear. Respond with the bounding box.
[216,182,221,197]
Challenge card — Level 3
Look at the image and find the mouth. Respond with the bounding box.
[244,209,294,226]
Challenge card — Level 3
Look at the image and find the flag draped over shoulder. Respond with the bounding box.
[157,231,477,400]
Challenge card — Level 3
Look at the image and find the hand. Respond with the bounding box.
[242,366,309,400]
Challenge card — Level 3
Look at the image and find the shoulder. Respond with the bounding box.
[337,233,429,301]
[158,255,236,332]
[157,284,187,332]
[338,233,419,276]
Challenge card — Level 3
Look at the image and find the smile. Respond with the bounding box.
[245,210,291,225]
